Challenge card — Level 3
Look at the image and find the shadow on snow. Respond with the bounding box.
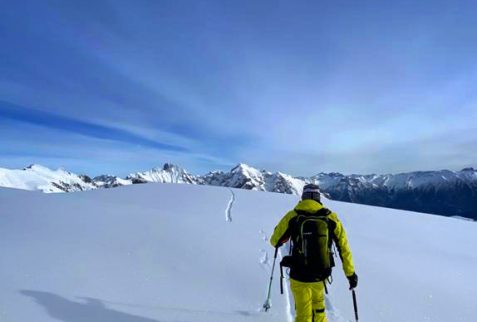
[20,290,166,322]
[20,290,255,322]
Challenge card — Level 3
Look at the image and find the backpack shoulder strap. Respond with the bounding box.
[315,207,331,217]
[308,208,337,248]
[294,209,309,216]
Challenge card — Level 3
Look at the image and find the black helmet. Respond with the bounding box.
[302,183,321,202]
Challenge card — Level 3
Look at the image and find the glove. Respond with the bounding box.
[347,273,358,289]
[280,255,295,268]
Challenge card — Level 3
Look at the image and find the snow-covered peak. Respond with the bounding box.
[265,171,306,195]
[458,167,477,181]
[312,168,477,191]
[93,175,132,188]
[0,165,96,193]
[371,169,474,190]
[24,164,49,171]
[230,163,261,175]
[204,163,263,190]
[311,168,477,219]
[203,164,307,194]
[162,162,180,171]
[127,163,200,184]
[227,163,265,189]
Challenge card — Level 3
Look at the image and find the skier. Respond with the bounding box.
[270,183,358,322]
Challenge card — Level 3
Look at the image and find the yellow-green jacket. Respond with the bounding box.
[270,199,355,280]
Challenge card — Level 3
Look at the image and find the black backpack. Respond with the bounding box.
[281,207,336,282]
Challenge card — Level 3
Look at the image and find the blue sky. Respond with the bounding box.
[0,0,476,176]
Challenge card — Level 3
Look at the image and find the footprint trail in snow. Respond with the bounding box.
[258,231,271,271]
[259,229,269,242]
[259,249,270,267]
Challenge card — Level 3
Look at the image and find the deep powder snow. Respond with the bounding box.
[0,183,476,322]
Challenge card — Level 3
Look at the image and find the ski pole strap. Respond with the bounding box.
[352,289,359,321]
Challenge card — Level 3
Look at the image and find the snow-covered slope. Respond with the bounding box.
[0,184,476,322]
[0,164,95,192]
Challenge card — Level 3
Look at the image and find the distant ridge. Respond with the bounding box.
[0,163,476,219]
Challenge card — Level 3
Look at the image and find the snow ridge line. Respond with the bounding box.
[225,188,235,222]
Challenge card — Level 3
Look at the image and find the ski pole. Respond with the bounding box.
[351,289,359,321]
[280,263,284,295]
[262,247,279,312]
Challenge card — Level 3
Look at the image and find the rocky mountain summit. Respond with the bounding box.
[126,163,200,184]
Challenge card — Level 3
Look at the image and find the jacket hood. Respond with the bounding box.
[294,199,323,213]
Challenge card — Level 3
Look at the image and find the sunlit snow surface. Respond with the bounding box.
[0,183,476,322]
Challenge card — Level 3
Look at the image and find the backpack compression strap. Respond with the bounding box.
[294,207,331,217]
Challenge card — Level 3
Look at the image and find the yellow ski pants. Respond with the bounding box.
[290,278,327,322]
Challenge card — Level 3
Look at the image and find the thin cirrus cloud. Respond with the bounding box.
[0,101,187,153]
[0,1,476,175]
[0,116,233,176]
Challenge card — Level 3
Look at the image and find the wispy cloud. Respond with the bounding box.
[0,101,187,152]
[0,1,476,175]
[0,118,233,176]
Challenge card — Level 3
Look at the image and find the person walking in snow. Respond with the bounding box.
[270,183,357,322]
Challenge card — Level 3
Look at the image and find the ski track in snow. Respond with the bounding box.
[278,249,294,322]
[267,238,347,322]
[326,295,352,322]
[225,188,235,222]
[257,228,293,321]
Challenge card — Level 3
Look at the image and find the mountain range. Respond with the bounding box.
[0,163,475,219]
